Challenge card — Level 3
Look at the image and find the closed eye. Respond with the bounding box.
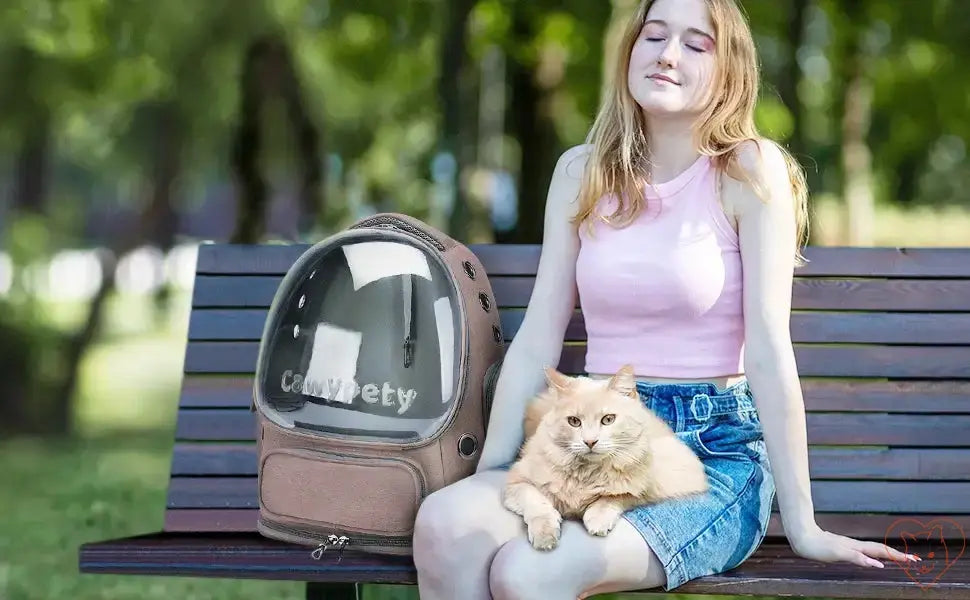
[686,44,706,53]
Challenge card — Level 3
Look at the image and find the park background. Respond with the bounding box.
[0,0,968,598]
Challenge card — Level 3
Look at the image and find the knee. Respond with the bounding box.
[489,539,564,600]
[412,490,460,576]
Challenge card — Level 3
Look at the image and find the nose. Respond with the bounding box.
[658,39,680,68]
[584,439,598,449]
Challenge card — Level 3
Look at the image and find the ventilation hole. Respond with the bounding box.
[492,325,502,344]
[463,261,476,279]
[479,292,491,312]
[458,434,478,457]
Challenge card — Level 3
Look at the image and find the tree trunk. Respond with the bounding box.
[49,102,186,436]
[277,42,324,236]
[439,0,477,240]
[231,35,323,242]
[838,1,876,246]
[48,249,116,436]
[506,4,562,245]
[780,0,810,176]
[231,38,272,244]
[11,108,51,215]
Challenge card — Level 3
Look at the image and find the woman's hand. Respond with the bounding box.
[789,525,922,568]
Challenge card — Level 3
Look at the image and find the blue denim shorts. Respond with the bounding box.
[620,378,776,590]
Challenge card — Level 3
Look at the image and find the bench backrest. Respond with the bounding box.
[167,243,970,541]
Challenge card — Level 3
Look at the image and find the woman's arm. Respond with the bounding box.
[730,139,918,568]
[475,144,589,472]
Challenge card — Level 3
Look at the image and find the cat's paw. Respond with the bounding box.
[502,493,524,516]
[583,503,622,536]
[526,514,561,551]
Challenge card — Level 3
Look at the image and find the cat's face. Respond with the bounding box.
[540,365,649,461]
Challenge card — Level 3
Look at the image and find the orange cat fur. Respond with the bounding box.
[503,364,709,550]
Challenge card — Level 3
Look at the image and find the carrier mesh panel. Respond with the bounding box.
[257,239,462,443]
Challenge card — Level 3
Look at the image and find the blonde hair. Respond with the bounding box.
[574,0,810,265]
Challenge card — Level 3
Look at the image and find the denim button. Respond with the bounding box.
[690,393,713,421]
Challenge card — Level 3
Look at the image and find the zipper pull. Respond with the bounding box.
[335,536,350,563]
[311,543,326,560]
[310,535,341,561]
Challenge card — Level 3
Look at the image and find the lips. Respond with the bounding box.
[649,74,680,85]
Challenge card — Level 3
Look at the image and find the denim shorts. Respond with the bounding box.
[619,378,776,590]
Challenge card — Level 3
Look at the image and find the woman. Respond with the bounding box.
[412,0,919,598]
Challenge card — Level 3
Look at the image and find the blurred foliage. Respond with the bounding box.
[0,0,966,247]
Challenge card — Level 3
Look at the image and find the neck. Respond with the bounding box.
[644,114,702,183]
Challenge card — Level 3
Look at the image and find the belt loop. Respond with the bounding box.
[690,393,713,422]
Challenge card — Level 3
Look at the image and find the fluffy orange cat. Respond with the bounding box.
[503,364,709,551]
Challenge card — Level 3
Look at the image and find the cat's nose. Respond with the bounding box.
[584,439,598,449]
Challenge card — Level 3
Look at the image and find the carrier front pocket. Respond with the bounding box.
[259,447,426,537]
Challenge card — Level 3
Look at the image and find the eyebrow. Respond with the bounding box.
[643,19,716,43]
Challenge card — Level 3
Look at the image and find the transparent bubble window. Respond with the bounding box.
[256,237,463,443]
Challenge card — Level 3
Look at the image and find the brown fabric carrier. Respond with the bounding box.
[253,213,504,556]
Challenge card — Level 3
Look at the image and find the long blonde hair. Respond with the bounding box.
[574,0,810,265]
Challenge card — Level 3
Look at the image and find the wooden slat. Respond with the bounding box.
[170,443,970,480]
[165,477,970,512]
[180,375,970,412]
[192,275,970,312]
[79,534,970,598]
[161,508,970,543]
[473,246,970,278]
[187,308,970,345]
[183,341,970,378]
[791,279,970,311]
[195,244,970,278]
[164,509,258,532]
[192,276,281,308]
[180,376,253,408]
[193,274,970,313]
[174,409,970,446]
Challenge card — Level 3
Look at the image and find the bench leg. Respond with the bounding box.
[305,582,359,600]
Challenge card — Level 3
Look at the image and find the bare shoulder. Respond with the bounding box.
[722,138,794,218]
[546,143,594,219]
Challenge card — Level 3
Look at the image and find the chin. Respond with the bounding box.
[639,101,692,119]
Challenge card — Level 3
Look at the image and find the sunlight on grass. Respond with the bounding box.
[811,196,970,246]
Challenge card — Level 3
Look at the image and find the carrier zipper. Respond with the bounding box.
[350,215,446,251]
[260,520,413,563]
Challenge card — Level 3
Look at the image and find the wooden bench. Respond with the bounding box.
[80,242,970,599]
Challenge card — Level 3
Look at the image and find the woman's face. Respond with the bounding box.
[628,0,718,120]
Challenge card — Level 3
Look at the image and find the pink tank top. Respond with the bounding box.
[576,155,744,378]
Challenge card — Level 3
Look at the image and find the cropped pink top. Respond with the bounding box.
[576,155,745,378]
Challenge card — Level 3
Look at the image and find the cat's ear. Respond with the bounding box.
[544,366,574,393]
[608,364,637,398]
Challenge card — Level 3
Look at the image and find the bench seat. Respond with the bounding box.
[79,243,970,599]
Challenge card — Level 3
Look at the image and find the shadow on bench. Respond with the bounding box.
[80,243,970,599]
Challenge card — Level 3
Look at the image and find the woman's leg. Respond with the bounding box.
[412,469,525,600]
[489,517,667,600]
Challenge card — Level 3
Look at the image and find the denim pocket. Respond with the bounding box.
[692,412,763,460]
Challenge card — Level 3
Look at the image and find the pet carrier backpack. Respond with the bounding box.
[252,212,505,556]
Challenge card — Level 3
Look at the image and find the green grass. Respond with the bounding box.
[0,435,306,600]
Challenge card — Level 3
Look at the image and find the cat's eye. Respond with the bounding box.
[601,414,616,425]
[567,416,581,427]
